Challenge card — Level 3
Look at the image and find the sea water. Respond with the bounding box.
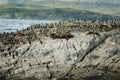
[0,18,58,33]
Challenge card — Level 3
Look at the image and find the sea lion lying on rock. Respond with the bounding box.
[49,31,74,40]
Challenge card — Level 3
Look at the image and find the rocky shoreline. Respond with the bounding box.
[0,19,120,80]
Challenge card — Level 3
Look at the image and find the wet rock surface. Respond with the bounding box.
[0,20,120,80]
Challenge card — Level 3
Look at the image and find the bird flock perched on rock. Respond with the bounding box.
[0,19,120,53]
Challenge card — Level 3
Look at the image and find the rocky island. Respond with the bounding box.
[0,19,120,80]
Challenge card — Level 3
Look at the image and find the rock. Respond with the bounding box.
[0,27,120,80]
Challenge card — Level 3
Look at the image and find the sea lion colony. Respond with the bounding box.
[0,19,120,55]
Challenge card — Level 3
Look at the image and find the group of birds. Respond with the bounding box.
[0,19,120,49]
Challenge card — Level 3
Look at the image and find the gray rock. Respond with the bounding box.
[0,31,120,80]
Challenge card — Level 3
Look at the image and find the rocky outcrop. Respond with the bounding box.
[0,30,120,80]
[0,20,120,80]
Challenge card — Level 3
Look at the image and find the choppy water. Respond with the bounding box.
[0,19,58,33]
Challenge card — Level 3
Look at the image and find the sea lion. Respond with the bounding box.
[85,30,100,36]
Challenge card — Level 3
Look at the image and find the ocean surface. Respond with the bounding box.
[0,19,58,33]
